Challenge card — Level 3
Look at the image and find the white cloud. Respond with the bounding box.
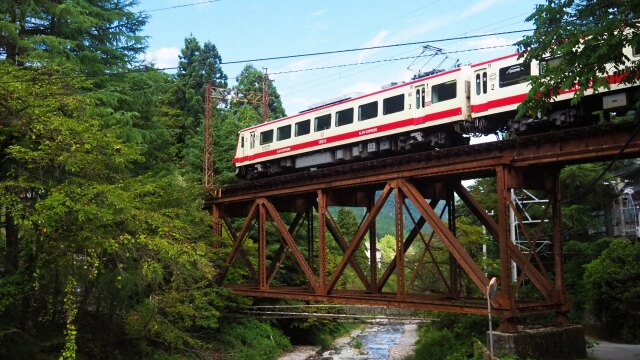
[143,47,180,69]
[312,10,326,17]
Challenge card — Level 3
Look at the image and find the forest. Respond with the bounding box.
[1,1,639,359]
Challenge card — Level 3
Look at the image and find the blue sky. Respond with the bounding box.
[135,0,540,114]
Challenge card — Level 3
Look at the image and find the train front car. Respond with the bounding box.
[233,67,472,179]
[469,48,639,135]
[467,53,537,134]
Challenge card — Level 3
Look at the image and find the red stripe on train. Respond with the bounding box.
[470,93,528,113]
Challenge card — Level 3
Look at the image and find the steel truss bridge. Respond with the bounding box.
[209,122,640,332]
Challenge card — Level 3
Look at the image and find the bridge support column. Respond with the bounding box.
[447,185,460,298]
[490,325,586,359]
[317,190,327,293]
[368,192,378,293]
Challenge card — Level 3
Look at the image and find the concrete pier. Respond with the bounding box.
[489,325,586,359]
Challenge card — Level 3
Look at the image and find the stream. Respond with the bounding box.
[280,322,418,360]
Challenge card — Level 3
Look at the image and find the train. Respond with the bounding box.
[233,48,639,179]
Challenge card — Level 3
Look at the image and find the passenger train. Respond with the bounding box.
[233,48,639,179]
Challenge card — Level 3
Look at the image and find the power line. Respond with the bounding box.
[0,30,529,85]
[145,0,221,13]
[221,29,533,65]
[269,44,515,76]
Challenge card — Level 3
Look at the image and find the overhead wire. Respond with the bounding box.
[272,6,535,97]
[144,0,221,13]
[220,29,532,65]
[269,44,514,75]
[0,30,530,85]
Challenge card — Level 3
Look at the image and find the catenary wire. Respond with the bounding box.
[269,44,514,76]
[145,0,221,13]
[220,29,533,65]
[0,30,531,85]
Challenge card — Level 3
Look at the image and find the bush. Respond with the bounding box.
[216,319,291,359]
[583,239,640,342]
[410,313,487,360]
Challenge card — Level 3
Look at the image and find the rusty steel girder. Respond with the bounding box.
[212,122,640,331]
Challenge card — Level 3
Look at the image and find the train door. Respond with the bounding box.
[249,131,256,156]
[414,85,426,118]
[473,68,489,113]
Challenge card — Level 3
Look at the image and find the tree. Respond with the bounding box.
[0,0,147,71]
[170,36,228,176]
[233,64,287,120]
[583,239,640,342]
[172,35,227,132]
[517,0,640,114]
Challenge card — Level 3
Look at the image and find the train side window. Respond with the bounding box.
[432,80,457,104]
[277,125,291,141]
[415,90,421,109]
[383,94,404,115]
[359,101,378,121]
[475,73,481,95]
[482,72,488,94]
[421,88,425,107]
[260,129,273,145]
[315,114,331,132]
[633,47,639,57]
[240,136,244,148]
[295,119,310,136]
[499,62,531,87]
[335,108,354,127]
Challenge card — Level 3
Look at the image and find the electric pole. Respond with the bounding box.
[262,67,270,122]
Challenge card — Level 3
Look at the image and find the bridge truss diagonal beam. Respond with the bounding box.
[327,183,393,293]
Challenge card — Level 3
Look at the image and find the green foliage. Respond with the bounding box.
[583,239,640,342]
[281,317,357,348]
[0,0,148,71]
[233,64,287,120]
[563,238,614,315]
[216,319,291,360]
[516,0,640,114]
[411,313,487,360]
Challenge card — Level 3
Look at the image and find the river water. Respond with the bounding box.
[279,322,418,360]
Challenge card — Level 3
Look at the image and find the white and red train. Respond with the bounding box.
[233,49,638,179]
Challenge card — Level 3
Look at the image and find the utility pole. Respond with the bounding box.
[203,83,226,198]
[262,67,269,122]
[203,83,215,195]
[203,83,263,196]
